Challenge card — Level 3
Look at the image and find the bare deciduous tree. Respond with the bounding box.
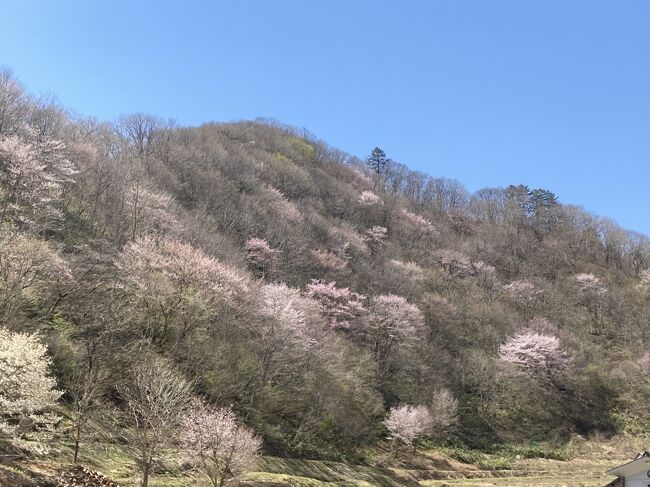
[118,113,164,157]
[119,355,191,487]
[66,365,109,463]
[0,66,26,136]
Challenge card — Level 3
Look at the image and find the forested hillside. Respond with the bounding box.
[1,65,650,484]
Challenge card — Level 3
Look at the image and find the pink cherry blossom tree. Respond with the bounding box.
[246,283,320,405]
[0,134,76,227]
[181,400,261,487]
[264,185,302,222]
[120,236,249,345]
[498,331,571,382]
[366,295,423,377]
[329,222,369,254]
[400,208,435,234]
[122,235,250,301]
[364,225,387,255]
[245,237,279,278]
[574,272,606,293]
[260,283,315,343]
[503,280,544,317]
[305,280,365,329]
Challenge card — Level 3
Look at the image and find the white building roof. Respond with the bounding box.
[607,451,650,477]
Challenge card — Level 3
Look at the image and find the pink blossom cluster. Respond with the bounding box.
[181,400,261,486]
[310,249,348,272]
[364,226,387,253]
[400,208,435,233]
[0,134,76,224]
[358,190,382,206]
[328,223,369,253]
[499,331,571,376]
[435,249,473,276]
[260,283,317,348]
[430,389,458,434]
[264,185,302,222]
[367,294,423,343]
[390,260,425,282]
[574,273,606,294]
[0,231,71,316]
[503,280,543,302]
[127,184,179,236]
[121,236,249,302]
[306,280,365,329]
[245,237,278,276]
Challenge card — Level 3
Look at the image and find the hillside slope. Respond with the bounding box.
[1,66,650,483]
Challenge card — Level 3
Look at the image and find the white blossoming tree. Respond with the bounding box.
[430,388,458,438]
[358,190,382,206]
[384,404,432,452]
[0,327,62,436]
[574,273,607,333]
[126,184,179,239]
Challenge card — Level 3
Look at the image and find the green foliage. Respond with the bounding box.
[289,138,316,162]
[441,447,514,470]
[505,444,572,461]
[441,443,572,471]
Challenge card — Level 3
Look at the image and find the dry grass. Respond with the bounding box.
[6,433,647,486]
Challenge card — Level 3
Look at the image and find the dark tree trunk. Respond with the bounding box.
[73,417,82,463]
[142,460,151,487]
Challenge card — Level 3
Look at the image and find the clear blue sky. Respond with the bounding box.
[2,1,649,234]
